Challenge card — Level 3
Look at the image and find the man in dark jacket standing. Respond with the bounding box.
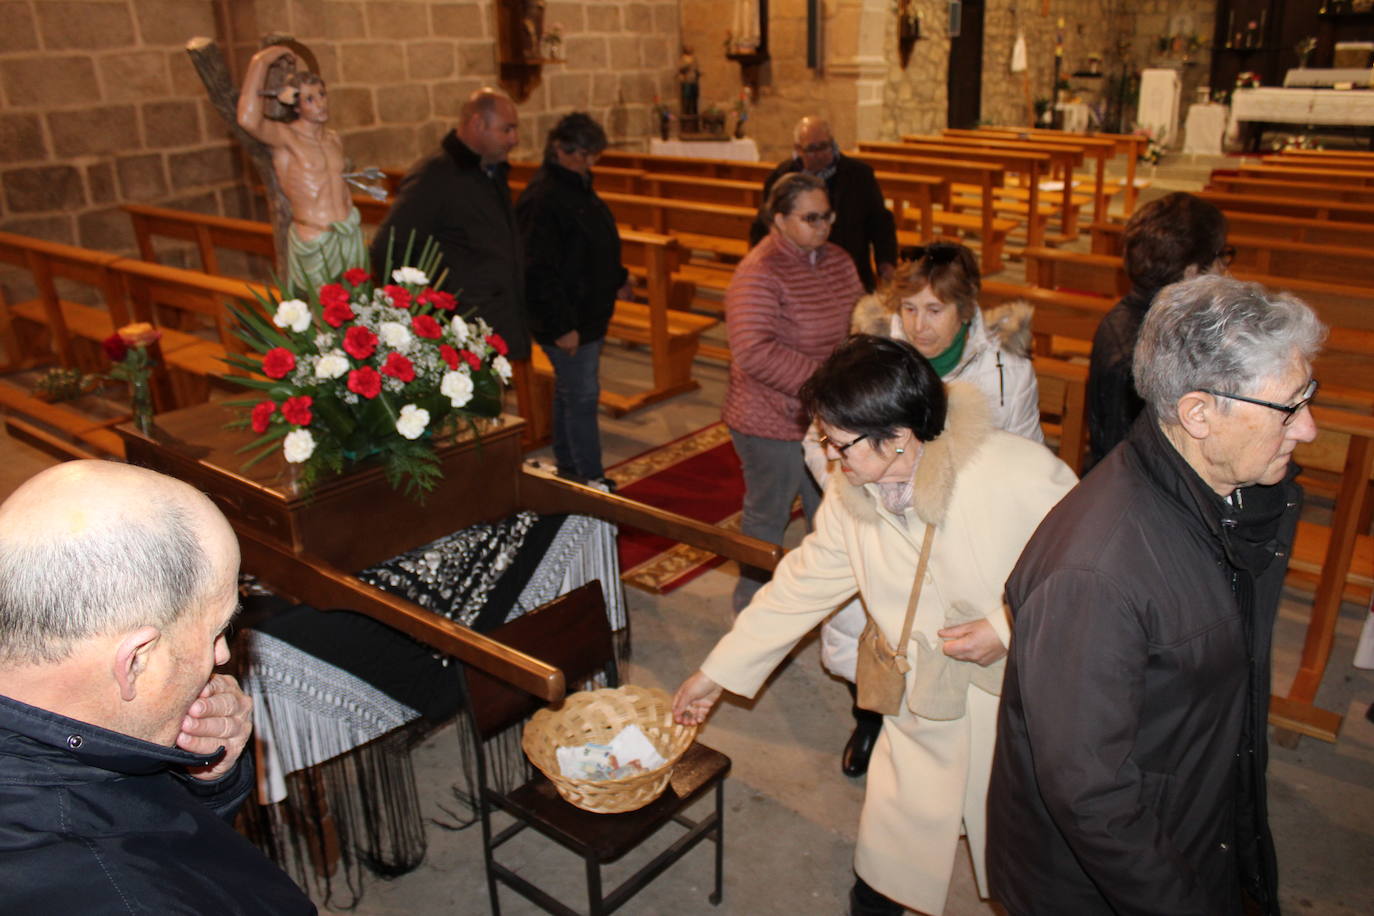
[748,116,897,292]
[371,87,529,361]
[516,112,630,487]
[0,461,315,913]
[988,275,1324,916]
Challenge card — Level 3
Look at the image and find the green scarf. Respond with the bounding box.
[927,321,970,377]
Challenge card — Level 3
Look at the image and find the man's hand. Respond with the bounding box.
[672,671,723,726]
[177,674,253,781]
[938,618,1008,667]
[554,329,579,356]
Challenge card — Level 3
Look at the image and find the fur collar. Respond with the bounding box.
[848,294,1035,360]
[834,381,993,528]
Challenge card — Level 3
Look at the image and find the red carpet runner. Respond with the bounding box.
[606,422,747,594]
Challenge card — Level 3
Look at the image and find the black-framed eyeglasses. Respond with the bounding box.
[818,431,867,456]
[1216,245,1237,269]
[794,141,833,154]
[796,210,837,226]
[899,242,960,266]
[1202,378,1318,425]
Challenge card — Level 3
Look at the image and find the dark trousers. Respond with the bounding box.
[540,338,604,479]
[728,429,821,612]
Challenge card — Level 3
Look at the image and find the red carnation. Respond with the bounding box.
[262,346,296,380]
[382,284,412,310]
[322,299,355,328]
[411,314,442,339]
[419,289,457,311]
[381,352,415,383]
[102,333,129,362]
[343,267,370,287]
[318,283,350,309]
[280,395,313,426]
[348,366,382,399]
[250,400,276,434]
[459,348,482,370]
[343,325,378,360]
[485,333,508,356]
[439,344,460,369]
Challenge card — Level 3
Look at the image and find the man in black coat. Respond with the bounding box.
[371,87,530,361]
[989,276,1324,916]
[0,461,315,914]
[748,116,897,292]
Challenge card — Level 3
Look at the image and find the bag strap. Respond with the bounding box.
[893,524,936,666]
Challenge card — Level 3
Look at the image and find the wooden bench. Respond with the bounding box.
[596,151,776,185]
[942,127,1120,223]
[851,151,1016,274]
[971,125,1147,215]
[1195,189,1374,226]
[1032,355,1089,474]
[124,203,278,281]
[504,160,645,194]
[1092,211,1374,255]
[1208,174,1374,206]
[1237,163,1374,188]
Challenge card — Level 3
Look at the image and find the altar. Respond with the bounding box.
[1228,88,1374,150]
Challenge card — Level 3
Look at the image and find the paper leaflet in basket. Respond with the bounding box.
[555,724,667,780]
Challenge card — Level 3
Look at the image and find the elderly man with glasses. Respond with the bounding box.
[988,275,1324,916]
[748,116,897,292]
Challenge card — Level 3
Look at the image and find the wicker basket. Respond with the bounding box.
[522,685,698,814]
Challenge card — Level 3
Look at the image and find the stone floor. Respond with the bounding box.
[1,152,1371,915]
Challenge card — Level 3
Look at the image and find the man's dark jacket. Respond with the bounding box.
[0,694,316,914]
[988,413,1294,916]
[1084,286,1153,469]
[515,162,628,347]
[371,130,530,359]
[748,153,897,292]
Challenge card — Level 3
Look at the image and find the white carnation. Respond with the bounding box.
[283,428,316,463]
[314,351,349,379]
[391,266,429,286]
[396,404,430,440]
[441,369,474,408]
[449,314,470,342]
[492,354,512,383]
[273,298,312,333]
[378,320,413,351]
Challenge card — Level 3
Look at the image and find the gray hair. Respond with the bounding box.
[1134,275,1326,423]
[0,499,209,665]
[765,172,827,222]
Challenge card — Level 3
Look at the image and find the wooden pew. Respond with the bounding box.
[597,151,776,185]
[124,203,278,281]
[942,127,1119,223]
[894,134,1082,241]
[504,160,645,194]
[850,151,1015,274]
[1208,174,1374,206]
[1237,163,1374,188]
[1195,189,1374,226]
[972,125,1146,215]
[1092,212,1374,254]
[861,139,1058,246]
[1032,355,1089,474]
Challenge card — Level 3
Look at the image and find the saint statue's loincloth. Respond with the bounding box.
[287,206,367,294]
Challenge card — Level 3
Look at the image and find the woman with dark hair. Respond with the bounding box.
[723,171,863,611]
[1085,191,1230,467]
[807,240,1043,778]
[675,335,1076,916]
[516,111,631,488]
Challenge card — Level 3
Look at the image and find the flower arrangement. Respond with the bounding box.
[103,322,162,434]
[225,244,510,498]
[1235,71,1262,89]
[1132,127,1164,165]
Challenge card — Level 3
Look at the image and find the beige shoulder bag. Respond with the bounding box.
[854,524,935,716]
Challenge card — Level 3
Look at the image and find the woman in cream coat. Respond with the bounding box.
[674,335,1076,916]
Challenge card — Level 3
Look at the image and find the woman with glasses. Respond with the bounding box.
[723,172,864,612]
[516,112,631,489]
[804,240,1044,778]
[1086,191,1230,468]
[676,335,1077,916]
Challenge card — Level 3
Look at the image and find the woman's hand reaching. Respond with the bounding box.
[937,618,1008,667]
[672,671,723,726]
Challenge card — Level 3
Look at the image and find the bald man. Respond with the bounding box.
[372,87,531,360]
[0,462,315,914]
[749,117,897,292]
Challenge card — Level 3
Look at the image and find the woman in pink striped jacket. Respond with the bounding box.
[725,172,864,612]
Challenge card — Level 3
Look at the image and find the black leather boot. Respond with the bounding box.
[842,683,883,777]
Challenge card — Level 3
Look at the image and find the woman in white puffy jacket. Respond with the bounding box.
[803,241,1045,777]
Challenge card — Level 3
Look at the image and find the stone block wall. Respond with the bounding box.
[1,0,678,258]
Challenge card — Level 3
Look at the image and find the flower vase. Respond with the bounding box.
[129,375,154,435]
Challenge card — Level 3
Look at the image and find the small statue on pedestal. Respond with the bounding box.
[236,45,366,294]
[678,46,701,118]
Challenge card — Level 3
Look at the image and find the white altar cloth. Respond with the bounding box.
[650,138,760,161]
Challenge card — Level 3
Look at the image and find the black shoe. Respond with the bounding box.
[841,720,880,777]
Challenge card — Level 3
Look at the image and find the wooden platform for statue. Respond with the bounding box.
[115,403,782,701]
